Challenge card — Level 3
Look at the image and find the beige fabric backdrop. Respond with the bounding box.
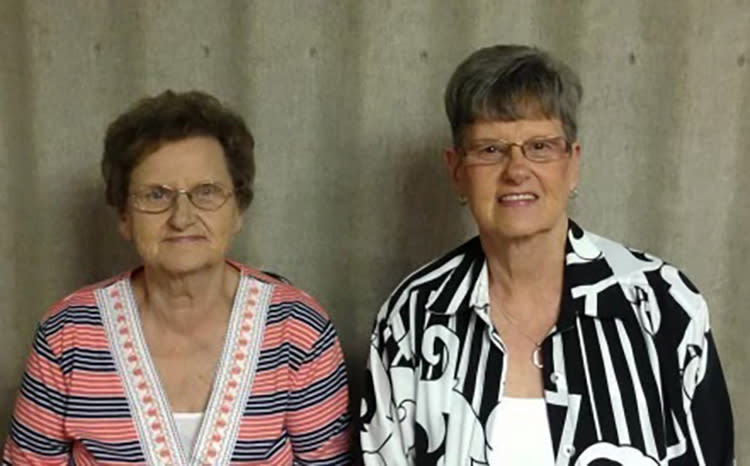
[1,0,747,460]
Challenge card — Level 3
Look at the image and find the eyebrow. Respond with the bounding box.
[130,180,222,188]
[466,135,563,145]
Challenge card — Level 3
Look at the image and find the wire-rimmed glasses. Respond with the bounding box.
[129,182,234,213]
[462,136,571,165]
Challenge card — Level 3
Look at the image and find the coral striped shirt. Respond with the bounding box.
[3,263,351,465]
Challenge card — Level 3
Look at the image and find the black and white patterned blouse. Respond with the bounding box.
[360,221,733,465]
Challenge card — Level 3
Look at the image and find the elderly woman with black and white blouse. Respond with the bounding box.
[359,44,733,465]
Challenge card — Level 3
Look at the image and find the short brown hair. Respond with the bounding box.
[102,90,255,212]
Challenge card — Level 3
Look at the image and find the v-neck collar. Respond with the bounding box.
[96,268,271,465]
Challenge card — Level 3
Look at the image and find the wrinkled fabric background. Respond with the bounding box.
[1,1,747,459]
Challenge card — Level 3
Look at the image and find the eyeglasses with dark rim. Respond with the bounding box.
[461,136,572,165]
[128,182,235,213]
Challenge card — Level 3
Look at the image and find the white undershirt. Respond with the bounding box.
[488,397,555,465]
[173,412,204,455]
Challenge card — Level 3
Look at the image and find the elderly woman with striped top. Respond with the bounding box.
[360,45,733,465]
[4,90,351,465]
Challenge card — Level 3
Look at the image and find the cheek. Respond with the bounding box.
[540,166,573,198]
[128,218,164,254]
[465,170,497,198]
[465,175,499,220]
[206,212,241,243]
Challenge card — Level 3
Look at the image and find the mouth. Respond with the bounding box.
[164,235,207,243]
[497,192,538,205]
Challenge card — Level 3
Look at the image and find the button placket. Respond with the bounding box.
[549,371,567,390]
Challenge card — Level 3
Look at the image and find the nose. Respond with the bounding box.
[500,145,531,184]
[167,192,197,230]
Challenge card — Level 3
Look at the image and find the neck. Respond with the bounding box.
[482,218,568,316]
[134,261,239,334]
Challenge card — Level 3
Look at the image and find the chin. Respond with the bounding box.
[153,253,224,275]
[497,227,546,241]
[487,217,565,241]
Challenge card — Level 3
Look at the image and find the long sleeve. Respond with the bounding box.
[359,302,416,466]
[680,331,734,465]
[286,310,351,465]
[3,324,71,465]
[658,267,734,465]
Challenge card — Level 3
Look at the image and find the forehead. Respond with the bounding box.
[463,118,565,142]
[130,136,231,185]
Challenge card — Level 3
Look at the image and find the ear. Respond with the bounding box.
[443,146,466,197]
[233,210,244,234]
[568,140,582,191]
[118,209,132,241]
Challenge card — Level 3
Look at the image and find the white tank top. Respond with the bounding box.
[488,397,555,465]
[173,412,204,455]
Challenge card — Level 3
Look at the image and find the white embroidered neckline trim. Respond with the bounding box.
[96,273,270,465]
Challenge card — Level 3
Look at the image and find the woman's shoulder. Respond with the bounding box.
[40,272,130,323]
[576,226,709,324]
[234,261,335,328]
[233,261,293,287]
[578,227,695,285]
[33,272,129,355]
[376,236,484,323]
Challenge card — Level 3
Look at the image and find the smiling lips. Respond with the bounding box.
[498,192,538,205]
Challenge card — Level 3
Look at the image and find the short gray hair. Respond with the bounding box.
[444,44,583,147]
